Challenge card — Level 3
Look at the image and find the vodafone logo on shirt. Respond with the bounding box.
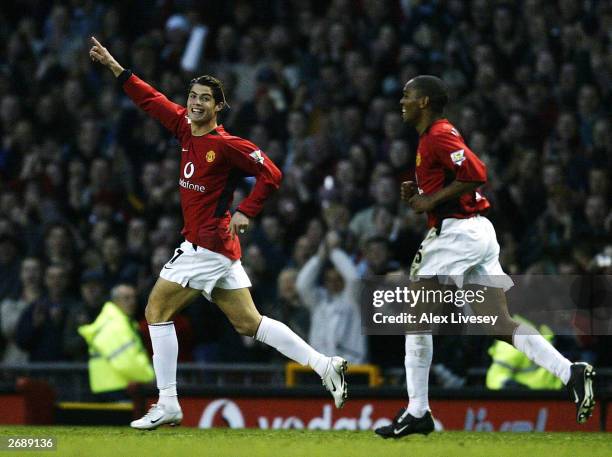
[179,161,206,192]
[184,162,195,178]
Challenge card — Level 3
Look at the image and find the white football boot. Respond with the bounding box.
[130,403,183,430]
[321,356,348,408]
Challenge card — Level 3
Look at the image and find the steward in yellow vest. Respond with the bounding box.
[79,284,154,394]
[486,315,563,390]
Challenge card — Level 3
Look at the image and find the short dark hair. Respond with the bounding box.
[189,75,229,109]
[409,75,448,114]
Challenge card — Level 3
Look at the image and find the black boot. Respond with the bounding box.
[567,362,596,424]
[375,408,434,438]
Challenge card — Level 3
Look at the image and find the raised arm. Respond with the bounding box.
[89,36,186,136]
[319,231,360,305]
[296,249,324,309]
[89,36,125,76]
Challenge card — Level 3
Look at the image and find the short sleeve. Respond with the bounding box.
[431,131,487,183]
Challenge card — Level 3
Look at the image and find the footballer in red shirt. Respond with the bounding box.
[374,75,595,439]
[89,37,348,430]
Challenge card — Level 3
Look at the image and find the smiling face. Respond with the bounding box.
[399,81,423,126]
[187,84,222,125]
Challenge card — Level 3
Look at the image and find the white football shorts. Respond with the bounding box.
[410,215,514,291]
[159,240,252,301]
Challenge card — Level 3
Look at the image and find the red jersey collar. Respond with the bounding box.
[421,118,448,136]
[208,124,225,136]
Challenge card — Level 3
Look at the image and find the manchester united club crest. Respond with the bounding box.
[416,152,421,167]
[206,150,216,163]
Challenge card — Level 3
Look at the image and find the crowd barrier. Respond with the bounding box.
[127,385,611,432]
[1,372,610,431]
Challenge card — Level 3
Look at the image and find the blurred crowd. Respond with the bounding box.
[0,0,611,384]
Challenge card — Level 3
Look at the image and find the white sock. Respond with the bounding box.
[149,322,180,410]
[513,324,572,384]
[255,316,329,377]
[405,334,433,418]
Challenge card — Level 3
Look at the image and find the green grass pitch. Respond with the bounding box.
[1,426,610,457]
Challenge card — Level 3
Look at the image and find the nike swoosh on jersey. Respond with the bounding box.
[163,266,173,270]
[181,148,188,152]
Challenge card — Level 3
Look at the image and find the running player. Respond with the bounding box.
[375,75,595,438]
[88,37,348,430]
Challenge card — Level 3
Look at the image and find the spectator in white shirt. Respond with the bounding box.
[296,231,366,364]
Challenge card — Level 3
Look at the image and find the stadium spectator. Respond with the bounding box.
[349,175,399,247]
[357,236,400,278]
[296,231,366,364]
[99,235,141,290]
[63,269,107,361]
[284,110,314,173]
[291,235,316,270]
[43,224,79,277]
[78,283,154,400]
[125,217,150,264]
[0,231,21,300]
[251,214,289,279]
[0,257,43,363]
[271,268,309,342]
[486,316,563,391]
[15,264,70,361]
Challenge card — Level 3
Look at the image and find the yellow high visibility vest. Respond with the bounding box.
[486,316,563,390]
[78,302,154,393]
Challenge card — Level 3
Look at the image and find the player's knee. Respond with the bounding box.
[145,300,171,324]
[144,302,160,323]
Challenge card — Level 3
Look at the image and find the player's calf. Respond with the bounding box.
[212,287,262,336]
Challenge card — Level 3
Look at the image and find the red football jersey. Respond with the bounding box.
[415,119,490,228]
[123,74,282,260]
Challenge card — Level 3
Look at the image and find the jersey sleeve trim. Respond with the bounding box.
[117,69,133,85]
